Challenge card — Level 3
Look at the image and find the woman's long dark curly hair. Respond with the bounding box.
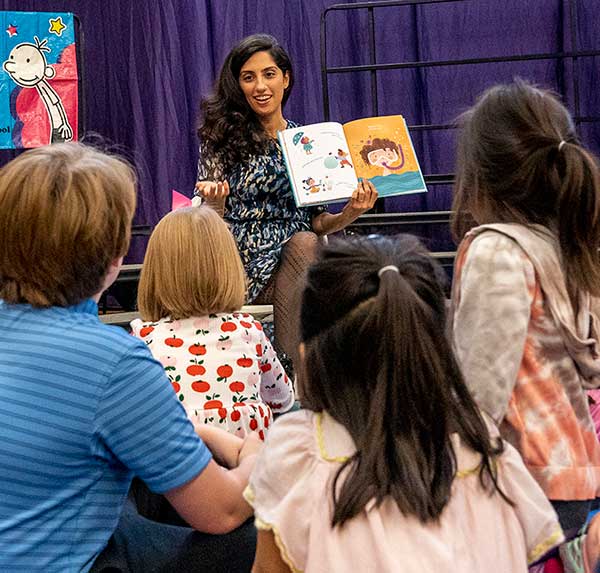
[197,34,294,174]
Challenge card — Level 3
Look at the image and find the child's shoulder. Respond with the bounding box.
[467,226,528,256]
[266,410,356,465]
[461,226,535,278]
[267,409,315,442]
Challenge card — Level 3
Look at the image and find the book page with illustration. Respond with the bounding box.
[343,115,427,198]
[278,122,359,206]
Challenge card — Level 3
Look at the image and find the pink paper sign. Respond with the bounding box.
[171,189,192,211]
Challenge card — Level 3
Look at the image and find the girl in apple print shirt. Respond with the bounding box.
[131,206,294,439]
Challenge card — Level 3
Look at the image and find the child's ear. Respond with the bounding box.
[283,71,290,90]
[102,257,124,291]
[44,65,56,79]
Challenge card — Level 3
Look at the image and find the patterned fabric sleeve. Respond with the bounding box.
[195,141,224,186]
[258,330,294,413]
[453,232,534,424]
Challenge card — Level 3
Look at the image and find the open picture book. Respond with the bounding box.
[278,115,427,207]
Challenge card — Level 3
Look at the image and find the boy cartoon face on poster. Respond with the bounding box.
[0,12,77,148]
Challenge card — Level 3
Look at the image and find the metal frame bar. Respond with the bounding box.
[320,0,597,208]
[324,49,600,75]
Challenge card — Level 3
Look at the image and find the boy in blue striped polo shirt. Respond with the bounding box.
[0,143,260,572]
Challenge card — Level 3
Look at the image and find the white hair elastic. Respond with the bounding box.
[378,265,399,278]
[558,140,566,151]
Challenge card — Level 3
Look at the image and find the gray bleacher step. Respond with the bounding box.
[99,305,274,328]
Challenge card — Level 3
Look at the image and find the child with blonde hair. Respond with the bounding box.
[133,205,294,438]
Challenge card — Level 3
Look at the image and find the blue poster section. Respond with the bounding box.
[0,11,76,148]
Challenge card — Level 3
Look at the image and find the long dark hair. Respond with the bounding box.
[451,79,600,299]
[299,235,508,527]
[197,34,294,173]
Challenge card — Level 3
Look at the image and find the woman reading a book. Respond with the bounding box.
[194,34,377,365]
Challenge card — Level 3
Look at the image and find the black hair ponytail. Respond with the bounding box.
[300,235,509,527]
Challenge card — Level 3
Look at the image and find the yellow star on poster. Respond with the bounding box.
[49,16,66,37]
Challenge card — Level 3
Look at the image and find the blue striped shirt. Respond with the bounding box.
[0,299,212,572]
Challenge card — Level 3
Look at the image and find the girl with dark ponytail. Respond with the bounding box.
[451,80,600,565]
[246,235,562,573]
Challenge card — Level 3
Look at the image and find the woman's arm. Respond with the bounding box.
[195,142,229,216]
[312,179,378,236]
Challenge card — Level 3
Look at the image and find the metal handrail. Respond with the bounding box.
[320,0,597,217]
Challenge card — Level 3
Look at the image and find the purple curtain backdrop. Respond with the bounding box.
[0,0,598,261]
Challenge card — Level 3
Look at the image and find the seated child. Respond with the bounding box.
[246,235,564,573]
[0,143,259,572]
[450,81,600,569]
[132,206,294,438]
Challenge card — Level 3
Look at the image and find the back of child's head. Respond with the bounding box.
[138,206,246,321]
[452,79,600,296]
[0,143,136,307]
[299,234,506,527]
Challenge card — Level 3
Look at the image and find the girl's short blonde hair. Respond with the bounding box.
[138,206,246,321]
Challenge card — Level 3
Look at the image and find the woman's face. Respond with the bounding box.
[238,50,289,120]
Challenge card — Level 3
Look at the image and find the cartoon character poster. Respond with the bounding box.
[0,11,77,149]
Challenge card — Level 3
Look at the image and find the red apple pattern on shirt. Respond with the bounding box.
[140,325,154,338]
[133,312,293,437]
[191,380,210,393]
[165,335,184,348]
[229,381,245,393]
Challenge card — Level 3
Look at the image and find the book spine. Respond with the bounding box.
[277,131,302,208]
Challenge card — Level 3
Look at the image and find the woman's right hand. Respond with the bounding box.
[195,180,230,201]
[195,181,229,217]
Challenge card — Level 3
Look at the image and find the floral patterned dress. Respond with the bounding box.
[195,120,324,302]
[131,312,294,439]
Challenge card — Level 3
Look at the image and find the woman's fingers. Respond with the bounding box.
[365,180,378,207]
[356,180,366,204]
[348,180,378,212]
[216,181,230,198]
[195,181,229,200]
[195,181,215,198]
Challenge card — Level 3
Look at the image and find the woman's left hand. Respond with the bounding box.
[341,179,378,222]
[312,179,379,236]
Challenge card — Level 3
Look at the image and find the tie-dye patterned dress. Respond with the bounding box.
[451,224,600,502]
[196,120,323,302]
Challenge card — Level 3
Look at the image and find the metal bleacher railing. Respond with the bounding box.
[321,0,600,233]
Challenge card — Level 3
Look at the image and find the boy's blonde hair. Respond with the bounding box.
[0,143,136,307]
[138,206,246,321]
